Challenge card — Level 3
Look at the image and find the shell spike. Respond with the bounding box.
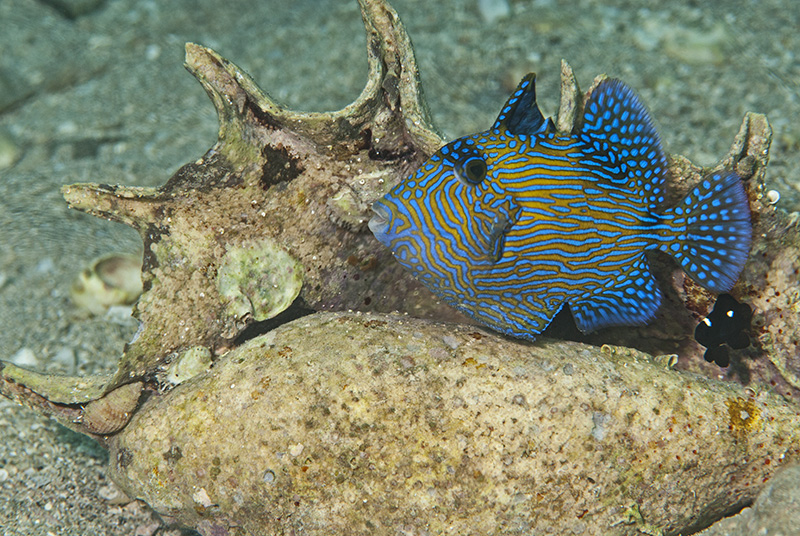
[556,60,583,133]
[350,0,443,155]
[184,43,283,158]
[61,183,160,231]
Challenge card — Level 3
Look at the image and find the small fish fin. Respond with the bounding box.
[471,211,516,263]
[579,79,668,211]
[492,74,548,136]
[485,220,506,263]
[660,171,751,292]
[569,255,662,333]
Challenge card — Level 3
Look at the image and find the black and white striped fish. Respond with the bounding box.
[369,75,751,340]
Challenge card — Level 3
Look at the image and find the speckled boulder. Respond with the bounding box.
[108,312,800,536]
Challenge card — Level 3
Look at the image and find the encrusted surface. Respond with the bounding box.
[109,311,800,536]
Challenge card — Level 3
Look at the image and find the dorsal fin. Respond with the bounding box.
[492,74,548,135]
[578,79,668,210]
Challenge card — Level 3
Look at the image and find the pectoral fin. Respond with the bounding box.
[474,211,517,264]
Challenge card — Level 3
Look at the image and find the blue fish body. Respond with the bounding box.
[369,75,751,340]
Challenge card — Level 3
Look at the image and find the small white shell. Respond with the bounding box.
[766,189,780,205]
[652,353,679,369]
[70,253,143,316]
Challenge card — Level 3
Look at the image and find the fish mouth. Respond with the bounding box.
[368,202,391,238]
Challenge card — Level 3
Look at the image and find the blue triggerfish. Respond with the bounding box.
[369,75,751,340]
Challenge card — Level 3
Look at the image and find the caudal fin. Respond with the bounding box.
[661,171,751,292]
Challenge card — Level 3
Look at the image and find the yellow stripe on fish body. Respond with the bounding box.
[369,75,751,340]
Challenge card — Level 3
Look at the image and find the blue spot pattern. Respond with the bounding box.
[369,75,752,340]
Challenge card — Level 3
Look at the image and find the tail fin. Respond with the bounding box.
[661,171,751,292]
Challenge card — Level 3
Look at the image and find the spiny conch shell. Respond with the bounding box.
[54,0,784,397]
[79,382,143,435]
[59,0,461,394]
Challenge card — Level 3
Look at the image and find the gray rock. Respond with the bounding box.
[697,464,800,536]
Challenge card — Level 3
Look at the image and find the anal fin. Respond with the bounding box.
[569,255,662,333]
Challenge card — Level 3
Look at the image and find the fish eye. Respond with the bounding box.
[454,153,487,185]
